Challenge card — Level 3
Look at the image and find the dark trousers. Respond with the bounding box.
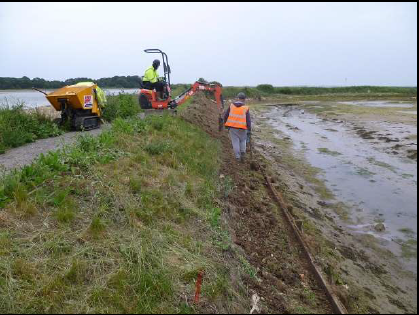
[143,81,165,93]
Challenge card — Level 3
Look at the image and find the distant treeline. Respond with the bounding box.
[0,76,142,89]
[0,77,416,97]
[221,84,418,98]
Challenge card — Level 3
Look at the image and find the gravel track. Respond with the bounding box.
[0,125,109,173]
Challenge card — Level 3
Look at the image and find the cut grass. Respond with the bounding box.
[0,105,251,313]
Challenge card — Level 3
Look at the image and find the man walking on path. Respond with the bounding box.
[224,92,252,163]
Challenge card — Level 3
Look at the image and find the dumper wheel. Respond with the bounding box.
[139,93,152,109]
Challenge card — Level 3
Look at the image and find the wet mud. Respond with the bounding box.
[250,99,417,314]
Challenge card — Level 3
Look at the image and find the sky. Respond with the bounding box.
[0,2,417,86]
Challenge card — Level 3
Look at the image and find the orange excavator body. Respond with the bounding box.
[138,49,225,129]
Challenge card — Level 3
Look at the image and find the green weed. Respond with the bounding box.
[367,157,397,173]
[239,255,257,279]
[0,103,63,154]
[90,216,106,237]
[55,200,76,224]
[64,260,87,285]
[145,141,171,156]
[318,147,343,156]
[0,232,12,255]
[102,93,140,122]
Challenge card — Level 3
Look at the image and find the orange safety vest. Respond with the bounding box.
[225,104,249,130]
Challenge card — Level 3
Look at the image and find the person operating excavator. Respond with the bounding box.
[142,59,166,100]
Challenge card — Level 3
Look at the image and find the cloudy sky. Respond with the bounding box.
[0,2,417,86]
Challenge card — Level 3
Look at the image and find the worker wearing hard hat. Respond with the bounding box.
[142,59,166,99]
[224,92,252,163]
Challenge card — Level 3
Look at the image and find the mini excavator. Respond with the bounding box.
[139,49,225,129]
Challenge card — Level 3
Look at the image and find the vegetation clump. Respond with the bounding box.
[102,93,140,122]
[0,103,63,154]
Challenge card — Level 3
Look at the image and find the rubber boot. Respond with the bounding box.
[240,152,246,164]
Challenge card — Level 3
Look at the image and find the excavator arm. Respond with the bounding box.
[170,81,225,130]
[170,81,224,110]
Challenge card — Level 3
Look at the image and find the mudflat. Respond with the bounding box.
[249,94,417,314]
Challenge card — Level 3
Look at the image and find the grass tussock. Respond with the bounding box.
[101,93,140,122]
[0,107,250,313]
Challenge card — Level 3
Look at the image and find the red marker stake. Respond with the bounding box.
[194,271,204,304]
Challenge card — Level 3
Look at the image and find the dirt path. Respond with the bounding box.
[0,124,109,172]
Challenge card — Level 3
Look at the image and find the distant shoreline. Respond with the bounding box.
[0,87,140,91]
[0,85,417,91]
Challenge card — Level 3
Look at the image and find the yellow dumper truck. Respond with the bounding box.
[34,82,107,130]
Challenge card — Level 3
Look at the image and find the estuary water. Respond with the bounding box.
[0,88,139,108]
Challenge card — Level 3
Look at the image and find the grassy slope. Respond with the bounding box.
[0,109,250,313]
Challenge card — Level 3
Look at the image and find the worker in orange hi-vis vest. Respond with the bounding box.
[224,92,252,163]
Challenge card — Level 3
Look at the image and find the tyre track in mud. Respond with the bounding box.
[180,96,335,314]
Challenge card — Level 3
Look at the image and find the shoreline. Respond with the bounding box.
[250,97,417,313]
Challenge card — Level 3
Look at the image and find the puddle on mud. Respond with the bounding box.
[397,110,417,115]
[262,105,417,272]
[338,100,415,108]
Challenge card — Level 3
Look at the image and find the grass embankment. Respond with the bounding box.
[0,105,251,313]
